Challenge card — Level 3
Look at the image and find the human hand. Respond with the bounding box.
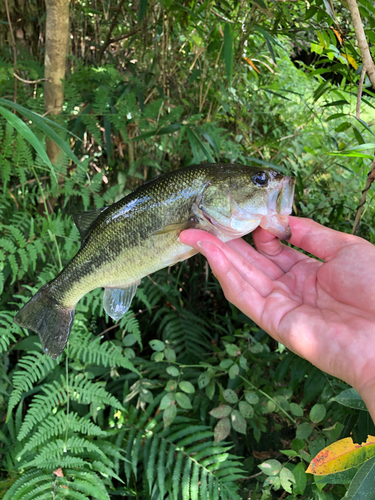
[180,217,375,421]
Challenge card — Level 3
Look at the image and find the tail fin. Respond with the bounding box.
[13,283,75,360]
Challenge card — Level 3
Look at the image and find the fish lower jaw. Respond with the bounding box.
[259,213,291,240]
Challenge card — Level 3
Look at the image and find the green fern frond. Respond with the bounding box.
[69,376,126,411]
[21,436,106,469]
[124,404,245,500]
[18,376,125,441]
[68,334,138,373]
[0,309,22,354]
[3,470,52,500]
[119,310,142,346]
[158,307,212,359]
[8,351,57,417]
[21,411,106,455]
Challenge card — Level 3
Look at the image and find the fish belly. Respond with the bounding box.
[57,232,196,308]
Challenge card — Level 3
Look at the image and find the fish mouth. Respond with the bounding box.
[260,176,295,240]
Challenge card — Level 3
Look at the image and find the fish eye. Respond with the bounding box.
[252,172,269,187]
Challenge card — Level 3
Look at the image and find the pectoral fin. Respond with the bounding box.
[152,217,198,236]
[103,281,140,321]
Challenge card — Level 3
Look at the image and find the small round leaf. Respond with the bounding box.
[223,389,238,404]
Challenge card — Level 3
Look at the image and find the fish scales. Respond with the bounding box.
[14,163,295,359]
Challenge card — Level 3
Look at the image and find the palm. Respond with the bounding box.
[180,217,375,401]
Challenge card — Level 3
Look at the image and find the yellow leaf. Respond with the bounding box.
[306,436,375,475]
[332,28,343,44]
[341,53,358,69]
[243,57,261,74]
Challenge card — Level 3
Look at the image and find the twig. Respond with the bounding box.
[356,65,366,119]
[4,0,17,102]
[98,0,127,59]
[352,156,375,234]
[109,28,142,45]
[346,0,375,88]
[13,73,48,84]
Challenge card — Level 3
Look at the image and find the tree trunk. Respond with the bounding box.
[44,0,69,167]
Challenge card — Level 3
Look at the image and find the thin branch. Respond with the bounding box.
[346,0,375,88]
[103,27,141,49]
[13,73,48,84]
[352,156,375,234]
[356,65,366,119]
[98,0,127,59]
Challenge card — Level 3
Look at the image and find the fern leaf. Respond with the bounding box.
[146,434,160,492]
[21,411,106,455]
[3,470,52,500]
[119,310,142,347]
[182,459,192,500]
[190,462,199,500]
[172,451,184,499]
[8,351,57,417]
[156,438,168,498]
[69,335,138,373]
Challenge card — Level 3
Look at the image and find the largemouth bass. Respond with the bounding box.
[14,163,295,359]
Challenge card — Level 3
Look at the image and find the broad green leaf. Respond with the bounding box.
[228,363,239,379]
[149,339,165,351]
[224,24,234,85]
[175,392,192,409]
[225,344,240,356]
[0,106,57,182]
[280,467,295,493]
[123,334,137,346]
[209,404,232,419]
[345,456,375,500]
[231,410,247,434]
[259,459,282,476]
[296,422,313,440]
[245,392,259,405]
[223,388,238,404]
[239,401,254,418]
[198,372,210,389]
[310,404,326,423]
[160,393,175,410]
[179,381,195,394]
[163,403,177,428]
[214,417,231,445]
[306,436,375,475]
[290,403,304,417]
[0,98,82,168]
[166,366,179,377]
[293,462,307,495]
[164,347,176,362]
[205,379,215,400]
[331,389,367,411]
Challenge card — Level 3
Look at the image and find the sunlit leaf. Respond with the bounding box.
[306,436,375,475]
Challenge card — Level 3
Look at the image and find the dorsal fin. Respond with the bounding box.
[72,207,108,242]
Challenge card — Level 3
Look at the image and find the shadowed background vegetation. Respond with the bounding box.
[1,0,375,498]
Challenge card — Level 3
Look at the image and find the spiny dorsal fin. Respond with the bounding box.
[72,207,108,242]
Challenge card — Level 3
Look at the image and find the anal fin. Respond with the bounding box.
[103,281,140,321]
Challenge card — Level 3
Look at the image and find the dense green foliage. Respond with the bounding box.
[1,0,375,498]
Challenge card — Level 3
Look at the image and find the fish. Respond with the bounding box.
[13,163,295,359]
